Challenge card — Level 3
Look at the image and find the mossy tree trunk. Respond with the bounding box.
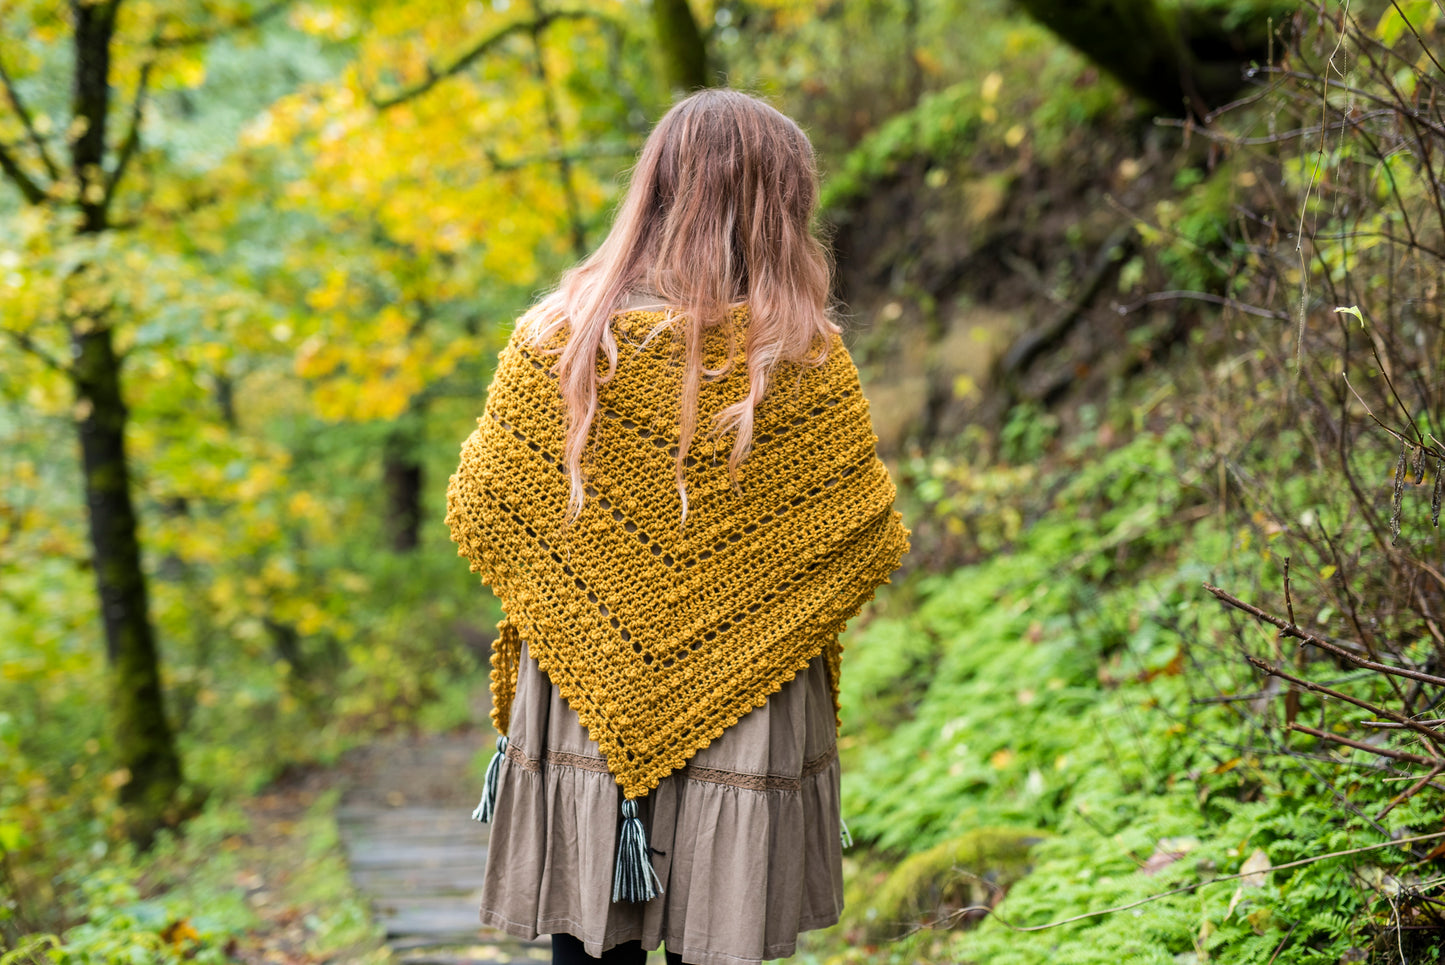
[652,0,712,93]
[70,0,184,847]
[72,318,185,844]
[0,0,185,847]
[1013,0,1286,114]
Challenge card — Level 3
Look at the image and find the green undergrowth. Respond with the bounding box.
[0,790,384,965]
[807,404,1445,963]
[0,496,494,950]
[818,21,1130,215]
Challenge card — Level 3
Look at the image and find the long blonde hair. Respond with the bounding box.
[520,89,837,522]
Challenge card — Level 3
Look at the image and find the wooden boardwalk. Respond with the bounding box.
[336,732,549,965]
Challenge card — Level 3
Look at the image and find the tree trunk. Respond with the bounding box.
[383,428,423,553]
[68,0,184,846]
[71,0,116,233]
[71,321,184,845]
[1012,0,1284,115]
[652,0,711,93]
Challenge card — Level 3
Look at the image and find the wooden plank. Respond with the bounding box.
[337,805,480,827]
[344,841,485,869]
[376,904,489,937]
[340,826,481,844]
[394,937,551,964]
[351,865,489,894]
[390,935,547,953]
[336,726,538,962]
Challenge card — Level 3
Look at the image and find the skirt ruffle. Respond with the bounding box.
[478,641,845,965]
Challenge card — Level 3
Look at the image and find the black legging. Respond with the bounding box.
[551,932,684,964]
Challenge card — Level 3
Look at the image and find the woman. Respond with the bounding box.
[445,89,908,965]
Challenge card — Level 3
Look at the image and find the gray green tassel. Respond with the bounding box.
[471,735,508,823]
[840,816,853,849]
[612,798,663,902]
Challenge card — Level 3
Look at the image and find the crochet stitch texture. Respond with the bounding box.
[445,306,910,800]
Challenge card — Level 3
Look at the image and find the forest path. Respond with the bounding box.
[336,730,549,965]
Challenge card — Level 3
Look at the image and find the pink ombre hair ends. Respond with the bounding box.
[520,88,837,522]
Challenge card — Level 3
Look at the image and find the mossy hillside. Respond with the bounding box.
[810,374,1445,963]
[849,828,1045,941]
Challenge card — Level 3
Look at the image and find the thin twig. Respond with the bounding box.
[1,328,68,374]
[367,10,610,109]
[1243,654,1445,746]
[1289,722,1440,767]
[1272,69,1445,138]
[1266,919,1302,965]
[1356,307,1428,450]
[1284,556,1296,627]
[1361,718,1445,729]
[1115,290,1289,320]
[525,0,587,260]
[1192,690,1276,705]
[484,142,636,171]
[0,129,47,204]
[1375,765,1442,821]
[0,51,60,181]
[151,0,293,49]
[104,58,153,210]
[1206,583,1445,688]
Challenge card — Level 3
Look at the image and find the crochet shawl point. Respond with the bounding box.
[445,307,909,799]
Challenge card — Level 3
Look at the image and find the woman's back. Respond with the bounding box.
[444,89,908,965]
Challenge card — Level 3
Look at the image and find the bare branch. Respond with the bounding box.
[1272,69,1445,139]
[151,0,294,49]
[104,58,153,210]
[1159,111,1398,147]
[1360,718,1445,729]
[0,52,60,181]
[485,142,636,171]
[1117,290,1290,320]
[1243,654,1445,748]
[1283,556,1296,627]
[1341,371,1423,454]
[1,328,69,374]
[367,10,610,109]
[1355,28,1445,241]
[1288,723,1439,768]
[1374,765,1443,821]
[1205,582,1445,688]
[1350,305,1429,451]
[0,140,46,204]
[525,6,586,259]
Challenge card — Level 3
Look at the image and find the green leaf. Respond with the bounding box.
[1333,305,1365,328]
[0,821,28,851]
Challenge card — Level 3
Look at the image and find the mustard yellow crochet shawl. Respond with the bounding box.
[445,307,909,800]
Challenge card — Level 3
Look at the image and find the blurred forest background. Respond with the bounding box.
[3,0,1445,961]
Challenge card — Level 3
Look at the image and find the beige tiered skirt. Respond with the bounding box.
[478,641,846,965]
